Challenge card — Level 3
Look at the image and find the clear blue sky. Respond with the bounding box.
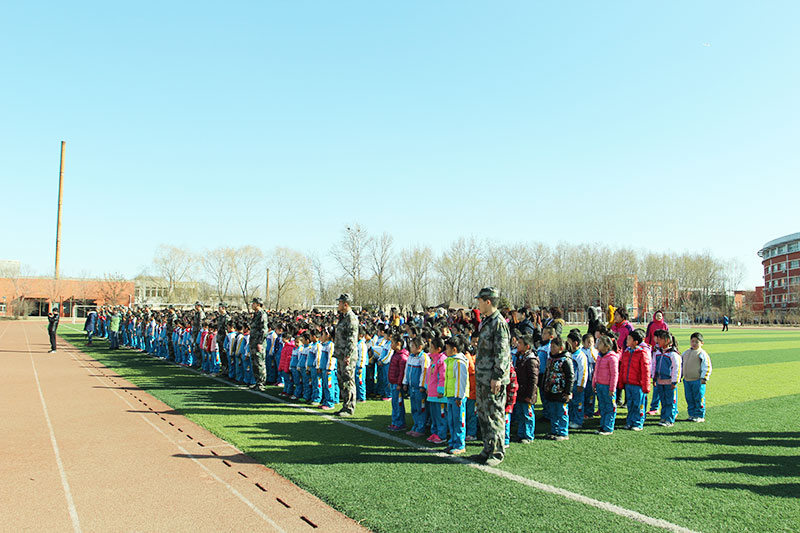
[2,1,798,289]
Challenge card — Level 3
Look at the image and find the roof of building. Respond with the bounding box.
[759,232,800,256]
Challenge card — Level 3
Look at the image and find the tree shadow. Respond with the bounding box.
[664,430,800,448]
[697,482,799,498]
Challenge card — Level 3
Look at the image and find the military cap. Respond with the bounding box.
[252,297,264,305]
[218,302,227,308]
[475,287,500,300]
[336,293,353,303]
[195,301,204,307]
[168,305,175,310]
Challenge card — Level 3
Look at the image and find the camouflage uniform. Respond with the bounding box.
[475,308,511,461]
[249,307,269,390]
[334,308,359,414]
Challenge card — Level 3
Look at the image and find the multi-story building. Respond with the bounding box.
[758,232,800,312]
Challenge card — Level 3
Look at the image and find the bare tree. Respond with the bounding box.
[369,232,395,309]
[231,245,264,307]
[99,272,128,306]
[267,247,313,310]
[309,252,329,304]
[331,224,370,302]
[153,245,197,302]
[202,247,235,302]
[401,245,432,310]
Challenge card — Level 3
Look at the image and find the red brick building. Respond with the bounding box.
[0,277,135,317]
[758,232,800,313]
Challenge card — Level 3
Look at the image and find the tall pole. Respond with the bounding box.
[55,141,66,280]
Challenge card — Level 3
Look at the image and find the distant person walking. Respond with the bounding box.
[722,315,730,332]
[47,309,59,353]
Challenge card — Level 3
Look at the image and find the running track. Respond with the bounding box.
[0,321,366,533]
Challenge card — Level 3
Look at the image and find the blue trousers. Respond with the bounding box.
[547,401,569,437]
[391,384,406,428]
[355,366,366,401]
[504,412,511,446]
[428,401,447,438]
[376,364,390,398]
[596,384,616,433]
[466,398,477,438]
[656,383,678,423]
[684,380,706,419]
[515,402,535,440]
[322,370,337,407]
[291,368,303,397]
[649,388,661,411]
[625,384,647,429]
[309,369,322,403]
[281,371,293,394]
[569,387,585,427]
[303,371,314,401]
[266,351,278,384]
[446,398,466,450]
[409,387,426,433]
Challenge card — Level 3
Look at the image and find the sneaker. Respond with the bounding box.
[552,435,569,441]
[319,405,332,410]
[662,422,674,428]
[657,421,668,427]
[407,431,424,438]
[289,395,297,399]
[449,448,466,455]
[381,397,391,401]
[464,435,477,442]
[631,426,643,431]
[686,416,696,422]
[647,410,659,416]
[624,425,632,430]
[430,436,446,445]
[693,417,705,423]
[595,430,613,436]
[426,434,439,442]
[48,350,56,353]
[336,411,352,418]
[519,439,532,444]
[568,423,582,430]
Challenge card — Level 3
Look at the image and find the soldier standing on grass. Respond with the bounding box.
[334,293,359,417]
[471,287,511,467]
[249,298,268,391]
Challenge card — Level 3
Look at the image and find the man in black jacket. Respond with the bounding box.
[47,309,60,353]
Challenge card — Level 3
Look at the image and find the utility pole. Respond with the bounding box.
[54,141,66,279]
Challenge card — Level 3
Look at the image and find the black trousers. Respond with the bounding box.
[48,329,57,351]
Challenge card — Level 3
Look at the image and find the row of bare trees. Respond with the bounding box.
[139,225,747,317]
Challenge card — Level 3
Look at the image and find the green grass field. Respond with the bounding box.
[59,325,800,532]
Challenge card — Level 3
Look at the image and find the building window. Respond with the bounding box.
[789,242,799,253]
[0,303,6,313]
[791,260,799,269]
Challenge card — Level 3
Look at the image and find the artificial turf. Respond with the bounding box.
[59,324,800,533]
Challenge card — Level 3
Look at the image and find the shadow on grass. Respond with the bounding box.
[664,430,800,448]
[696,482,800,498]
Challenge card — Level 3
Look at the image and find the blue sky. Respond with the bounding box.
[1,1,798,289]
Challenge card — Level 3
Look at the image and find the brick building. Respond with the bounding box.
[0,277,134,317]
[758,232,800,313]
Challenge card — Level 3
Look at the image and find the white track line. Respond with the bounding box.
[61,325,697,533]
[23,324,82,533]
[62,345,286,533]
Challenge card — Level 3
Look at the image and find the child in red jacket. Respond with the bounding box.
[619,329,651,431]
[278,331,295,397]
[387,334,409,431]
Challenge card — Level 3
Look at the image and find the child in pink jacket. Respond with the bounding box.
[387,335,409,432]
[424,338,447,444]
[592,335,620,435]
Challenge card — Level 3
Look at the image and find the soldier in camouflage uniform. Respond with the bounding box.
[472,287,511,467]
[249,297,268,391]
[334,293,359,417]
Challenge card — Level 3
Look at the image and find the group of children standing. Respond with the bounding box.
[102,304,713,448]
